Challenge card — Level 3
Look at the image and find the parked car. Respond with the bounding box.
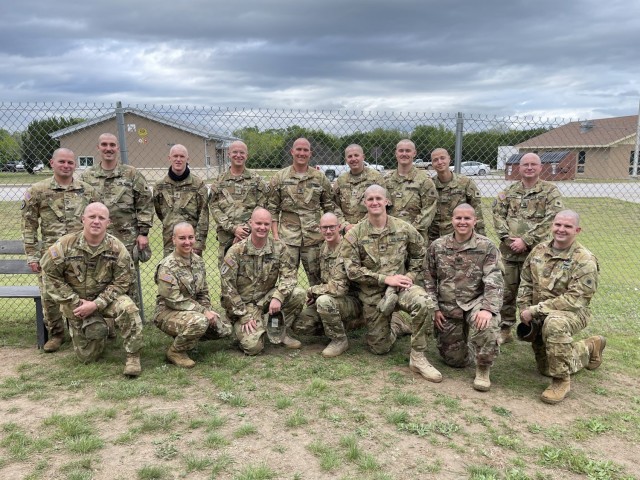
[413,158,432,170]
[315,161,384,181]
[450,161,491,176]
[32,162,45,172]
[15,162,26,172]
[0,162,18,172]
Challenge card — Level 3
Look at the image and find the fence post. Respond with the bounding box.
[632,99,640,178]
[115,101,130,166]
[454,112,464,173]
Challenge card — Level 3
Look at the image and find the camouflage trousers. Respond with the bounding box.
[153,306,232,352]
[287,244,321,286]
[38,272,65,337]
[293,294,364,340]
[216,230,235,269]
[434,304,500,368]
[227,287,306,355]
[532,309,591,378]
[61,295,144,364]
[500,259,523,329]
[363,285,433,355]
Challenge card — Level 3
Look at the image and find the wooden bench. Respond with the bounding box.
[0,240,47,348]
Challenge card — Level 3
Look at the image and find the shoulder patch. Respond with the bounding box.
[158,273,175,284]
[48,245,61,258]
[497,192,506,201]
[345,232,357,244]
[224,257,237,268]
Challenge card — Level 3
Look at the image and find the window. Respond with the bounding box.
[577,151,586,174]
[78,156,94,168]
[205,155,211,167]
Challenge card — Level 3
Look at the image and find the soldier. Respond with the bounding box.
[384,139,437,243]
[153,144,209,257]
[153,223,231,368]
[21,147,99,352]
[80,133,154,308]
[267,137,340,286]
[493,153,563,344]
[209,140,269,267]
[40,203,144,376]
[292,213,365,358]
[424,204,503,391]
[517,210,605,404]
[341,185,442,383]
[221,207,306,355]
[428,148,485,241]
[333,144,384,231]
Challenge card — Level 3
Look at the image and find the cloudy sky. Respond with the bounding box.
[1,0,638,119]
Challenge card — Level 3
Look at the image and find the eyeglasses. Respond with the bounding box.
[320,225,339,231]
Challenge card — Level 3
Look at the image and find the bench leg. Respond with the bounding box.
[34,297,47,349]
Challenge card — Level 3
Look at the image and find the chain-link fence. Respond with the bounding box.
[1,102,639,339]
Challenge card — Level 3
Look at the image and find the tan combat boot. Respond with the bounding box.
[499,328,513,345]
[166,345,196,368]
[282,334,302,349]
[409,349,442,383]
[322,337,349,358]
[585,336,606,370]
[473,366,491,392]
[390,313,412,337]
[43,334,64,353]
[541,377,571,404]
[123,353,142,377]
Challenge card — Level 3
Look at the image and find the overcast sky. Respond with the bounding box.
[1,0,638,120]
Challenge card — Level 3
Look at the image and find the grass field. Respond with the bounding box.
[0,197,639,479]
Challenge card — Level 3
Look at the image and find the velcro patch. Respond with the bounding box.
[48,245,61,258]
[224,257,237,268]
[159,273,175,283]
[345,232,357,244]
[497,192,506,201]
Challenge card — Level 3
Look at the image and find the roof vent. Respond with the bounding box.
[580,121,595,133]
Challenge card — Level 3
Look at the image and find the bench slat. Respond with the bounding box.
[0,260,33,275]
[0,286,41,297]
[0,240,27,255]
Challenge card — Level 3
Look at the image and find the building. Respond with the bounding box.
[50,108,237,181]
[514,115,639,179]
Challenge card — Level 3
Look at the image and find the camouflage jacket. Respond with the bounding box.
[267,166,341,247]
[153,172,209,251]
[209,168,269,239]
[40,231,134,312]
[384,166,438,241]
[424,232,503,317]
[341,215,426,303]
[221,237,298,323]
[307,241,358,299]
[154,251,210,312]
[517,240,599,320]
[492,180,563,262]
[21,177,99,264]
[429,173,485,240]
[80,162,154,248]
[334,167,385,225]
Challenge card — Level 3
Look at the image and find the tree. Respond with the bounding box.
[21,117,84,173]
[411,125,456,160]
[0,129,21,166]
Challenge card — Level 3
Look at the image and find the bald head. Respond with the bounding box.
[364,184,387,201]
[453,203,476,218]
[555,209,580,226]
[82,202,111,244]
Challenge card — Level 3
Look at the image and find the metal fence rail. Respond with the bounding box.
[1,102,638,335]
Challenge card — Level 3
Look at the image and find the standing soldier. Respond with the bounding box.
[153,144,209,257]
[209,140,269,267]
[81,133,154,308]
[424,204,503,391]
[493,153,563,344]
[334,144,384,231]
[428,148,485,241]
[21,148,99,352]
[341,185,441,383]
[267,137,341,286]
[384,139,437,243]
[517,210,605,404]
[221,208,306,355]
[153,223,231,368]
[40,203,144,376]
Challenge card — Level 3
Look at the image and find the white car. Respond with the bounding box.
[33,162,45,172]
[450,161,491,176]
[15,162,26,172]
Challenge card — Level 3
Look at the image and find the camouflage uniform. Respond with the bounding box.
[517,240,599,378]
[209,168,269,266]
[293,241,363,340]
[341,216,434,354]
[21,177,99,337]
[384,166,438,243]
[424,232,503,367]
[81,162,154,307]
[153,171,209,256]
[493,180,563,329]
[220,236,305,355]
[334,167,385,226]
[153,252,231,352]
[39,231,144,363]
[429,173,485,241]
[267,166,340,286]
